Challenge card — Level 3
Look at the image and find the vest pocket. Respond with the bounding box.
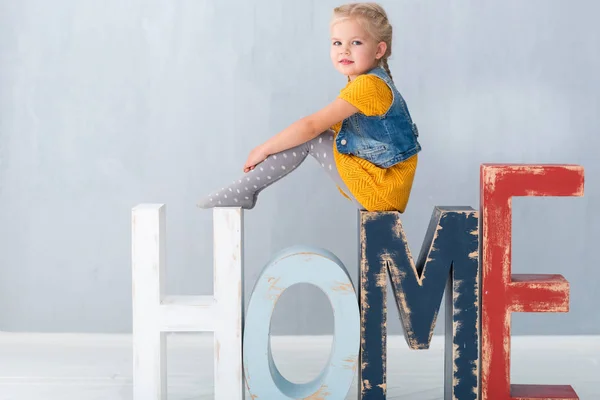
[355,144,387,158]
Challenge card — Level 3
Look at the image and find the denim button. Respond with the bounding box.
[340,139,347,145]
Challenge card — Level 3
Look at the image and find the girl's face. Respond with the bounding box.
[330,18,387,81]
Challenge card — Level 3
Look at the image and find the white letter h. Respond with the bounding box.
[131,204,244,400]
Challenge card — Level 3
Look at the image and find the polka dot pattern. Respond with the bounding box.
[197,131,362,210]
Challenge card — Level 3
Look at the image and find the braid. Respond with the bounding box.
[381,57,393,82]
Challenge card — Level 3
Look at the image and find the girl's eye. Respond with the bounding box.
[332,40,361,46]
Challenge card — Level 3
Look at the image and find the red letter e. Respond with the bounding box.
[481,164,584,400]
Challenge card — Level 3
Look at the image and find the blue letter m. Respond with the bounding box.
[358,206,479,400]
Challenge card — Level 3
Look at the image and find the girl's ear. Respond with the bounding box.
[375,41,387,60]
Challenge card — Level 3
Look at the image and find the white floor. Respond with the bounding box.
[0,333,598,400]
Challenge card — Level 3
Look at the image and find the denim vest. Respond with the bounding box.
[335,66,421,168]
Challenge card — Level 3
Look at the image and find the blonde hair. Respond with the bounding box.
[331,3,394,81]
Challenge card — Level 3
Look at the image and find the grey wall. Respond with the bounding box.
[0,0,597,335]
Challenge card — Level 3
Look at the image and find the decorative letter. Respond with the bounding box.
[359,207,480,400]
[132,205,244,400]
[243,246,360,399]
[480,164,584,400]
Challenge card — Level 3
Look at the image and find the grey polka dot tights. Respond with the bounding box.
[197,130,363,209]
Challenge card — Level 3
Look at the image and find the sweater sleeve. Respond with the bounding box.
[338,74,393,116]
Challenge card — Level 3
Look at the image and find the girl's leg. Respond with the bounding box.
[307,130,365,210]
[197,130,364,209]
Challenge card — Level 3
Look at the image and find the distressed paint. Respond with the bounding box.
[131,205,244,400]
[243,246,360,399]
[480,164,584,400]
[511,385,579,399]
[132,204,168,400]
[213,207,245,400]
[445,209,480,400]
[359,207,480,400]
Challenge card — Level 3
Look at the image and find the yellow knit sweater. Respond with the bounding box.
[331,74,418,212]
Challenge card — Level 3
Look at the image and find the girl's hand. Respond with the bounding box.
[243,145,269,173]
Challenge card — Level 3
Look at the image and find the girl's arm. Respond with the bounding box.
[243,98,359,172]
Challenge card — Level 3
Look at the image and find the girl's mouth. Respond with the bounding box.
[340,59,354,65]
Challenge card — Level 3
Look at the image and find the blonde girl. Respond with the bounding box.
[198,2,421,212]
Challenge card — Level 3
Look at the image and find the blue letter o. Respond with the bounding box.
[243,246,360,399]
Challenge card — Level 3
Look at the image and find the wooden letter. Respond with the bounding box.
[359,207,480,400]
[243,246,360,399]
[480,164,584,400]
[131,205,244,400]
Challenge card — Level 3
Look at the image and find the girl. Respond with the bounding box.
[198,2,421,212]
